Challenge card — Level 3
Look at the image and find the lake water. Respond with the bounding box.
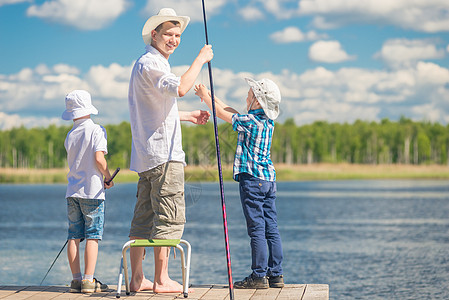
[1,180,449,299]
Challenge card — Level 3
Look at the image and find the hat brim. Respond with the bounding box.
[142,15,190,45]
[245,78,280,120]
[62,107,98,121]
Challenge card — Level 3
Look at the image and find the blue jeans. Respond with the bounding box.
[239,173,283,277]
[67,197,104,240]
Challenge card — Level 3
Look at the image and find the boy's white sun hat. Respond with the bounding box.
[142,8,190,45]
[62,90,98,121]
[245,78,281,120]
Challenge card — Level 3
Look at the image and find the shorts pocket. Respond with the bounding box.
[154,162,185,224]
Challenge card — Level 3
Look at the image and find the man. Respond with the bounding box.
[127,8,213,293]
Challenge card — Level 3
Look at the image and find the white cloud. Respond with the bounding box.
[270,27,328,44]
[375,38,446,68]
[309,40,356,63]
[181,63,449,125]
[1,61,449,129]
[0,62,132,129]
[233,0,449,33]
[415,61,449,85]
[86,63,131,98]
[0,112,59,130]
[236,0,297,21]
[143,0,227,23]
[26,0,130,30]
[261,0,296,20]
[298,0,449,33]
[447,44,449,52]
[411,103,442,123]
[238,5,265,21]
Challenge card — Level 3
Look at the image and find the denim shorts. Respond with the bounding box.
[129,161,185,240]
[67,197,105,240]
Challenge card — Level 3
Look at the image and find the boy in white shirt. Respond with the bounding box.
[62,90,114,293]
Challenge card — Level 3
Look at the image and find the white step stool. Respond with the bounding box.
[116,239,191,298]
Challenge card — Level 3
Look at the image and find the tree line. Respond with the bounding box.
[0,117,448,169]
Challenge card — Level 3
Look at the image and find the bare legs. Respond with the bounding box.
[153,246,184,293]
[67,239,98,278]
[129,238,191,293]
[67,239,81,275]
[129,237,153,292]
[84,240,98,276]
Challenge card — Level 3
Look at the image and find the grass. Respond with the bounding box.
[274,163,449,180]
[1,163,449,184]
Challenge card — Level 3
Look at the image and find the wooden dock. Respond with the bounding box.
[0,284,328,299]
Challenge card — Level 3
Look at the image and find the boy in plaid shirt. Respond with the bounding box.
[195,78,284,289]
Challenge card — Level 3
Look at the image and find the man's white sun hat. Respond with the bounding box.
[245,78,281,120]
[62,90,98,120]
[142,8,190,45]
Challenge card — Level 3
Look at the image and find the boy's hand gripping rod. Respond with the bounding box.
[200,0,234,299]
[105,167,120,185]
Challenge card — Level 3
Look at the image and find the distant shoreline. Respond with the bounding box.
[1,163,449,184]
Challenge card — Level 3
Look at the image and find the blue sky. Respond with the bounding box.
[0,0,448,130]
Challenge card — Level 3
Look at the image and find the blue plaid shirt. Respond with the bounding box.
[231,109,276,182]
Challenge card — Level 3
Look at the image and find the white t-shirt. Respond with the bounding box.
[128,44,185,173]
[64,118,108,199]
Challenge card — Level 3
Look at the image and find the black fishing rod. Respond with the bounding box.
[40,240,68,286]
[105,167,120,185]
[40,167,120,285]
[200,1,234,299]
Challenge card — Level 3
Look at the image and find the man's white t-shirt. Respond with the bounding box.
[128,44,185,173]
[64,118,108,200]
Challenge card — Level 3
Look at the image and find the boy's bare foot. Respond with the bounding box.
[153,279,194,294]
[130,277,153,292]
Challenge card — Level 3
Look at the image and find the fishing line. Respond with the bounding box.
[200,0,234,298]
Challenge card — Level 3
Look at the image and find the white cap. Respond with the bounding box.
[62,90,98,121]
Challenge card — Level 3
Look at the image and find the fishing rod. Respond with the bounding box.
[200,1,234,298]
[105,167,120,185]
[40,167,120,286]
[40,239,68,286]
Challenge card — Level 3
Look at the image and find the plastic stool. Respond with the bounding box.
[116,239,191,298]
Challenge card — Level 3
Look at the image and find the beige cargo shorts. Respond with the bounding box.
[129,161,185,239]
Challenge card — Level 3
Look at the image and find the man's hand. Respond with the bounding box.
[179,110,211,124]
[190,110,211,124]
[198,44,214,65]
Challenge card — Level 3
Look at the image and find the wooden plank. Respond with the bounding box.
[0,287,26,298]
[198,285,229,300]
[51,290,86,300]
[109,284,209,300]
[224,288,256,300]
[115,290,159,299]
[277,284,306,300]
[174,285,213,300]
[1,286,49,300]
[0,284,328,300]
[27,286,71,300]
[232,289,256,300]
[302,284,328,300]
[251,287,281,299]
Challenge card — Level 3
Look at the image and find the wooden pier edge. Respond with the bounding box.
[0,284,328,299]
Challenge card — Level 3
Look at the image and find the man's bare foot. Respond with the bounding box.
[153,279,194,294]
[130,277,153,292]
